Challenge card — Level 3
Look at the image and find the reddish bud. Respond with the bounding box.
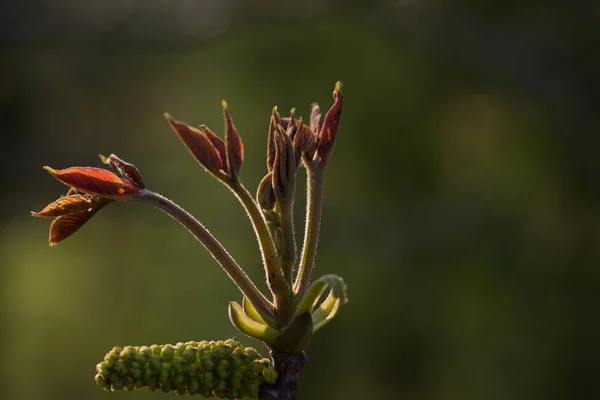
[222,101,244,179]
[44,166,140,199]
[199,125,228,174]
[48,204,106,245]
[100,154,145,189]
[285,108,298,141]
[294,122,317,166]
[256,172,276,211]
[316,81,343,163]
[310,103,321,135]
[267,107,281,172]
[272,130,296,203]
[32,194,104,217]
[286,108,298,140]
[165,114,225,175]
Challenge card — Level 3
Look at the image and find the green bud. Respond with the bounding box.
[95,340,278,399]
[149,354,162,370]
[216,359,230,378]
[161,344,175,361]
[150,344,162,355]
[182,348,196,364]
[188,377,200,394]
[214,380,228,398]
[170,356,184,371]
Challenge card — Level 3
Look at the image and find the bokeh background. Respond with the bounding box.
[2,1,599,399]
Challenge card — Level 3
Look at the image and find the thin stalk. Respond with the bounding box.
[230,182,293,326]
[279,201,296,285]
[293,165,325,298]
[136,190,274,320]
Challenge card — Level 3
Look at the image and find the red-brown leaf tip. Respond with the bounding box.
[316,82,343,163]
[166,115,225,174]
[223,103,244,178]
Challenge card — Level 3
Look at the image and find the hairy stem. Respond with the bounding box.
[136,190,274,320]
[279,201,296,285]
[230,182,293,326]
[294,165,325,298]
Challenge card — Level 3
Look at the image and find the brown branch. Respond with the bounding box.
[260,351,307,400]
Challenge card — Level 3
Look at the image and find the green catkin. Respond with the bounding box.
[95,339,277,399]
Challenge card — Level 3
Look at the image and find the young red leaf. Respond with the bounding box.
[285,108,298,141]
[165,114,225,174]
[32,194,103,217]
[100,154,145,189]
[310,103,321,135]
[222,101,244,178]
[44,166,140,199]
[294,122,317,166]
[199,125,228,174]
[316,81,343,162]
[48,204,106,245]
[272,131,296,203]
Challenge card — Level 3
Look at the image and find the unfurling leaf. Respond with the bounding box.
[286,108,298,140]
[32,194,103,217]
[316,81,343,162]
[49,203,108,245]
[272,130,296,204]
[44,166,140,199]
[310,103,321,135]
[165,114,225,175]
[100,154,145,189]
[228,301,279,347]
[243,296,277,328]
[267,107,278,172]
[222,101,244,179]
[294,122,317,166]
[199,125,228,174]
[294,274,348,332]
[312,291,343,332]
[256,172,276,211]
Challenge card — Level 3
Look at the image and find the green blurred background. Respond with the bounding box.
[1,1,599,399]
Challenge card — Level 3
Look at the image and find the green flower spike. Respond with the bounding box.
[95,340,277,399]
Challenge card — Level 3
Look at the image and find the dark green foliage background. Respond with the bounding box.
[1,1,599,399]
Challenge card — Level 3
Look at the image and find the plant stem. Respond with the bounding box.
[230,182,293,326]
[279,201,296,285]
[293,165,325,298]
[136,190,274,320]
[260,351,307,400]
